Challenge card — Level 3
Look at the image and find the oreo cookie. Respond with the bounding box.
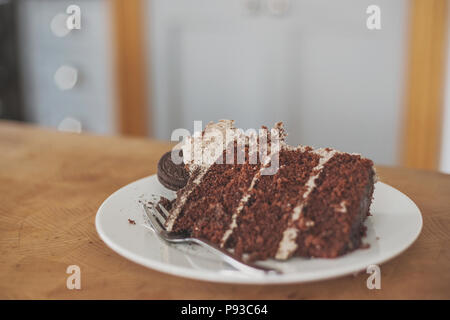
[157,150,189,191]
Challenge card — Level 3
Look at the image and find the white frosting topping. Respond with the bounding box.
[181,119,237,173]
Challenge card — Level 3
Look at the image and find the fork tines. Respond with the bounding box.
[155,203,168,219]
[143,203,166,234]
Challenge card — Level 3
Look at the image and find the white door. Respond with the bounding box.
[148,0,408,165]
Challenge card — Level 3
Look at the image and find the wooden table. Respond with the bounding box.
[0,120,449,299]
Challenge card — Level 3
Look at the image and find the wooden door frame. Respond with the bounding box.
[111,0,150,136]
[403,0,448,170]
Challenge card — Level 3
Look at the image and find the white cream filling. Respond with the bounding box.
[219,151,268,247]
[275,149,338,260]
[336,200,347,213]
[219,146,306,248]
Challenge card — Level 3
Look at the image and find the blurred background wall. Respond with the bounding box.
[16,0,116,134]
[4,0,450,172]
[148,0,408,167]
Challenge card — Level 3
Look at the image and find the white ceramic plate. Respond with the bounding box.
[95,175,422,284]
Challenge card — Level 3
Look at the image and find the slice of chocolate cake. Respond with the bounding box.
[161,120,376,261]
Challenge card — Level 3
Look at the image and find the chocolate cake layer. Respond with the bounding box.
[161,120,376,262]
[290,152,374,258]
[171,147,260,243]
[227,147,320,261]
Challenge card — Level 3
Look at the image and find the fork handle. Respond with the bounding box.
[188,238,282,275]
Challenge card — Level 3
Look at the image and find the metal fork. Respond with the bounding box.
[142,203,282,275]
